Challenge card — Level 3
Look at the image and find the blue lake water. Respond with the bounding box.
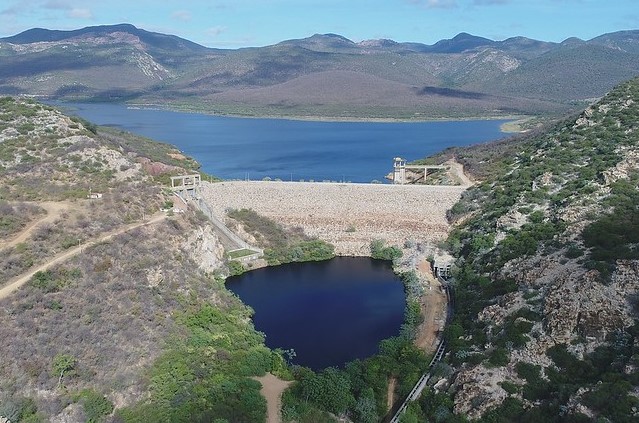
[225,257,406,370]
[59,103,508,182]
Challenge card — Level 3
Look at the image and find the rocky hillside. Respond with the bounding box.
[406,78,639,421]
[1,25,638,119]
[0,98,275,422]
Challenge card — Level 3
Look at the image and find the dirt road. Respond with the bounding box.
[0,212,167,301]
[445,159,474,187]
[254,373,292,423]
[3,202,71,251]
[414,259,447,351]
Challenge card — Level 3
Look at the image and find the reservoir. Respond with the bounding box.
[226,257,405,370]
[59,102,508,182]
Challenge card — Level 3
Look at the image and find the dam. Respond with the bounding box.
[199,180,466,256]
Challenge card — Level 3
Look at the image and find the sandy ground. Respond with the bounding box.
[254,373,292,423]
[446,159,474,187]
[201,181,466,256]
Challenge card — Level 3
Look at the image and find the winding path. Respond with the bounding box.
[3,202,71,251]
[0,212,167,301]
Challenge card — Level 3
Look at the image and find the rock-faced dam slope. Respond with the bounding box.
[201,181,466,255]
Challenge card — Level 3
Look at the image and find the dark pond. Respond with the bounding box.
[226,257,405,370]
[58,102,508,182]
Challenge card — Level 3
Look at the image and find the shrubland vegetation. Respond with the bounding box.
[227,208,335,265]
[0,201,45,238]
[406,77,639,421]
[1,210,276,422]
[5,73,637,421]
[0,184,164,287]
[117,301,273,422]
[581,175,639,279]
[480,332,639,423]
[0,98,267,422]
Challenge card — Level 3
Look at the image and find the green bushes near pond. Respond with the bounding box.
[370,239,403,261]
[281,335,429,423]
[280,268,429,422]
[117,301,271,423]
[227,208,335,265]
[263,239,335,265]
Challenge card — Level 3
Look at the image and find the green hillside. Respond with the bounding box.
[405,77,639,421]
[0,97,273,422]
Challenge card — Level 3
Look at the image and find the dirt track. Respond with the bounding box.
[0,212,167,301]
[201,181,466,255]
[3,202,71,251]
[254,373,292,423]
[414,259,447,351]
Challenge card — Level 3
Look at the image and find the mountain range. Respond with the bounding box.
[1,24,639,119]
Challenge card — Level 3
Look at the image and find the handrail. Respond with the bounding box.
[175,191,262,255]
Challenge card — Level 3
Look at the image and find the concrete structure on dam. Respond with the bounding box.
[392,157,449,185]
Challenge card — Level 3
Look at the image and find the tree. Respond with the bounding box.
[370,239,403,261]
[52,353,76,388]
[354,388,378,423]
[300,368,355,415]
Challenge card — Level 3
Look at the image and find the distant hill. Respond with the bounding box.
[1,24,638,119]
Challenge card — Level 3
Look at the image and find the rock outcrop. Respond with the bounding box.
[184,225,225,273]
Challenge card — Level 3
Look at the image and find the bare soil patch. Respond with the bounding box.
[254,373,293,423]
[446,158,474,187]
[414,259,447,351]
[387,377,397,412]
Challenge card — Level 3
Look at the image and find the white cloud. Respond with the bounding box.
[171,10,192,22]
[68,8,93,19]
[1,0,37,15]
[473,0,510,4]
[409,0,458,8]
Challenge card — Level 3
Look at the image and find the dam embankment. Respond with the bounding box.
[200,181,466,255]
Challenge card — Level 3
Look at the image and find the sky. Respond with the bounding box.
[0,0,637,48]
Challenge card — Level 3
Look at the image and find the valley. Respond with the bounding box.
[0,18,638,423]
